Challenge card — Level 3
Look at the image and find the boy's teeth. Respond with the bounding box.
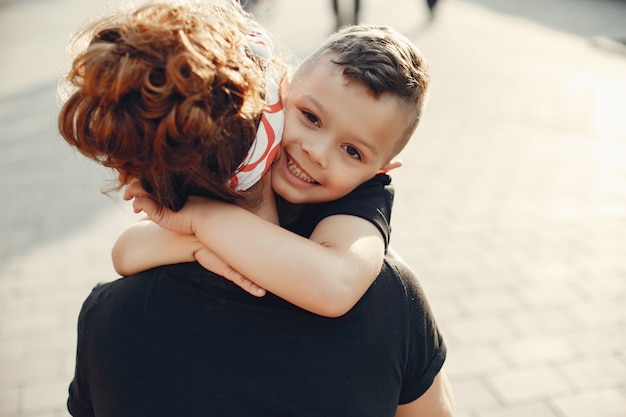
[287,156,317,183]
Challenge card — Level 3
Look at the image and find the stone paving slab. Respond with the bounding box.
[1,0,625,416]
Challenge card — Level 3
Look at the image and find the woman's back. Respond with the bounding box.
[69,259,445,417]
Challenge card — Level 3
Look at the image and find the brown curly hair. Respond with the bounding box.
[58,0,271,210]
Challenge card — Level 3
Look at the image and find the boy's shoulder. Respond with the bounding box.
[339,172,394,206]
[299,172,393,219]
[353,172,392,190]
[366,172,392,186]
[285,173,395,245]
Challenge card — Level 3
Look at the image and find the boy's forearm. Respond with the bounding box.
[112,220,202,276]
[192,202,384,317]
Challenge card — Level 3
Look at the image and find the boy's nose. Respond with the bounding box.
[302,139,328,169]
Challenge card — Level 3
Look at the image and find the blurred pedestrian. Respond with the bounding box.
[332,0,361,30]
[239,0,254,11]
[332,0,441,30]
[426,0,439,19]
[239,0,267,13]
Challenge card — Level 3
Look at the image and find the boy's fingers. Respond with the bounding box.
[195,249,266,297]
[132,197,155,217]
[131,197,145,214]
[123,180,149,201]
[132,197,162,221]
[230,273,266,297]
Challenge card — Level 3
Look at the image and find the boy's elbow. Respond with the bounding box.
[113,264,134,277]
[303,259,371,318]
[317,304,350,318]
[111,246,124,276]
[111,244,135,276]
[314,290,359,318]
[316,269,371,317]
[112,257,130,277]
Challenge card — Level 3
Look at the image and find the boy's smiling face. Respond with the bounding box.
[271,54,407,204]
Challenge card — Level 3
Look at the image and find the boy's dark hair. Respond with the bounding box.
[297,25,430,156]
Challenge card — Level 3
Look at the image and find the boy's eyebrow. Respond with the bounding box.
[304,94,325,114]
[354,137,379,156]
[304,94,379,156]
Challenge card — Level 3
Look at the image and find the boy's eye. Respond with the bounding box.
[302,110,320,126]
[342,145,362,161]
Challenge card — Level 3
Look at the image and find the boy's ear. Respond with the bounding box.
[379,159,403,174]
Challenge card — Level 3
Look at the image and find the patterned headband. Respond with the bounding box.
[229,21,284,192]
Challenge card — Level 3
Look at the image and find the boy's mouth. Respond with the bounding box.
[286,154,318,184]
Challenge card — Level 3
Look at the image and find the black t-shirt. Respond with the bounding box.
[281,173,394,249]
[68,259,445,417]
[68,173,446,416]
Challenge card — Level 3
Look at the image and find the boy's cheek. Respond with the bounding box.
[273,147,284,162]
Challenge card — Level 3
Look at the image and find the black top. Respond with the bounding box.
[281,173,394,249]
[68,173,447,416]
[68,260,445,417]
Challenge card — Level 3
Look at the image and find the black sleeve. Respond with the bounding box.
[67,381,94,417]
[285,173,395,249]
[393,260,447,404]
[67,288,100,417]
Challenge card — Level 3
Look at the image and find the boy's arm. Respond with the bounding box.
[132,194,384,317]
[306,213,385,311]
[112,220,202,276]
[190,202,384,318]
[113,220,266,296]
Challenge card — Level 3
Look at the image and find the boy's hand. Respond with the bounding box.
[123,179,158,214]
[123,179,267,297]
[124,179,194,235]
[194,248,266,297]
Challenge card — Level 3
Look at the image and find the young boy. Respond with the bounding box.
[115,23,430,317]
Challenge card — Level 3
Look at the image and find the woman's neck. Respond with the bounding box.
[240,174,279,225]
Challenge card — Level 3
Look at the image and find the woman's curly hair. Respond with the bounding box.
[58,0,268,210]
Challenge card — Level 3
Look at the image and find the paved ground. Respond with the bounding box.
[1,0,625,416]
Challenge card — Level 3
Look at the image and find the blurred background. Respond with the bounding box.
[1,0,625,416]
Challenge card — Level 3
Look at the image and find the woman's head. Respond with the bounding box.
[58,0,277,210]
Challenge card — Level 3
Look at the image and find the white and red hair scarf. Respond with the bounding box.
[229,20,284,192]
